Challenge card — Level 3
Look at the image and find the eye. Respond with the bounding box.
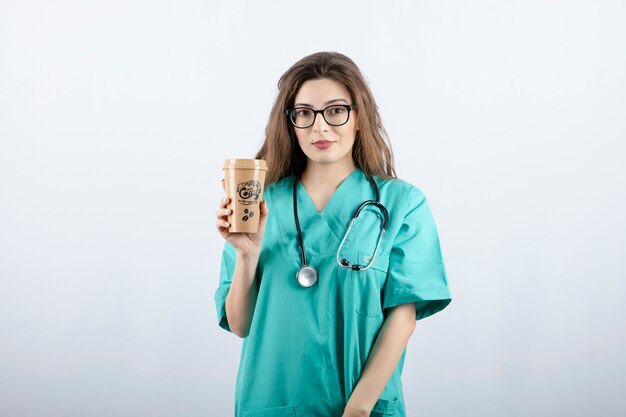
[296,108,312,117]
[329,106,345,114]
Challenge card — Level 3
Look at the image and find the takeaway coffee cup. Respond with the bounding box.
[222,159,268,233]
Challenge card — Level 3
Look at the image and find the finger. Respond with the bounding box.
[221,178,226,192]
[219,196,230,209]
[215,207,232,218]
[215,218,230,229]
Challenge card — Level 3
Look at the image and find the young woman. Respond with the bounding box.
[215,52,451,417]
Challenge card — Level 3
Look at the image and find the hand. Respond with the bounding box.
[215,179,269,255]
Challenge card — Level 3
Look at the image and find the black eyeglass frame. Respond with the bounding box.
[285,104,357,129]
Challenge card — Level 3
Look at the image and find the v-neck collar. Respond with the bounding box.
[288,168,374,255]
[297,168,361,215]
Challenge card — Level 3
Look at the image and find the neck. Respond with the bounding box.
[300,159,357,192]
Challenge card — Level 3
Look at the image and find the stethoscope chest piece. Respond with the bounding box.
[296,265,318,288]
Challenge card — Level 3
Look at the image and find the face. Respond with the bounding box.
[291,78,358,168]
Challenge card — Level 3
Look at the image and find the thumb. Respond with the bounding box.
[260,200,269,217]
[257,200,269,232]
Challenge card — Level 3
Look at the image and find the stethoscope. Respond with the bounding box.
[293,173,390,288]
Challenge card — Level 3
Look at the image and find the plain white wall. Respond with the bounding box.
[1,1,625,416]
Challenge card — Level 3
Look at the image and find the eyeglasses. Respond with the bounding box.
[285,104,357,129]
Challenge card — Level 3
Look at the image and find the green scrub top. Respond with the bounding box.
[215,168,451,417]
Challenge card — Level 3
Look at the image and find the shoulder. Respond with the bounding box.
[266,175,293,192]
[374,176,427,214]
[264,176,293,199]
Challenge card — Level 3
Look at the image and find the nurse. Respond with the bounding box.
[215,52,452,417]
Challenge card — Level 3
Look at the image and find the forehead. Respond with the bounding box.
[294,78,351,105]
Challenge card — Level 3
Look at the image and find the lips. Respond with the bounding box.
[312,140,335,149]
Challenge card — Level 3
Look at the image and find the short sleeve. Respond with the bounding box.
[214,241,236,332]
[382,187,452,320]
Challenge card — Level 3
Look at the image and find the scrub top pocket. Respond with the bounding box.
[371,395,399,416]
[341,206,390,319]
[241,405,296,417]
[352,253,389,318]
[337,204,386,263]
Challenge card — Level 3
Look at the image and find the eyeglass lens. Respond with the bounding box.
[291,105,350,128]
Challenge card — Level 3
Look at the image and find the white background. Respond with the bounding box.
[1,1,625,416]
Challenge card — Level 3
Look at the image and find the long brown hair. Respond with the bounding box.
[255,52,396,185]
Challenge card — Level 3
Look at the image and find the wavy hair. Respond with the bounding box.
[255,52,396,185]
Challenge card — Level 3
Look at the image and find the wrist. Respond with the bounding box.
[343,401,371,417]
[236,248,260,262]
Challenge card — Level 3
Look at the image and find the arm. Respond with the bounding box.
[216,194,269,338]
[224,250,260,338]
[342,303,417,417]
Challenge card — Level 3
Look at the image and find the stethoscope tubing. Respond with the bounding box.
[292,173,390,284]
[336,213,386,272]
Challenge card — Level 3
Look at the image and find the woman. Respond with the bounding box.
[215,52,451,417]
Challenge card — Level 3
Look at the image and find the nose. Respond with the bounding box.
[312,111,329,132]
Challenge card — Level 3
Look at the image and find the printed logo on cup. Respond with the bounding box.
[236,180,262,205]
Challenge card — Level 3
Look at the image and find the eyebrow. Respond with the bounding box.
[293,98,349,107]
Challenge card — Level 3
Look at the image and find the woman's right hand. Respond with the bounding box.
[215,180,269,256]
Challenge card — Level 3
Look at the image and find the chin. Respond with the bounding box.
[303,148,351,166]
[312,157,347,166]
